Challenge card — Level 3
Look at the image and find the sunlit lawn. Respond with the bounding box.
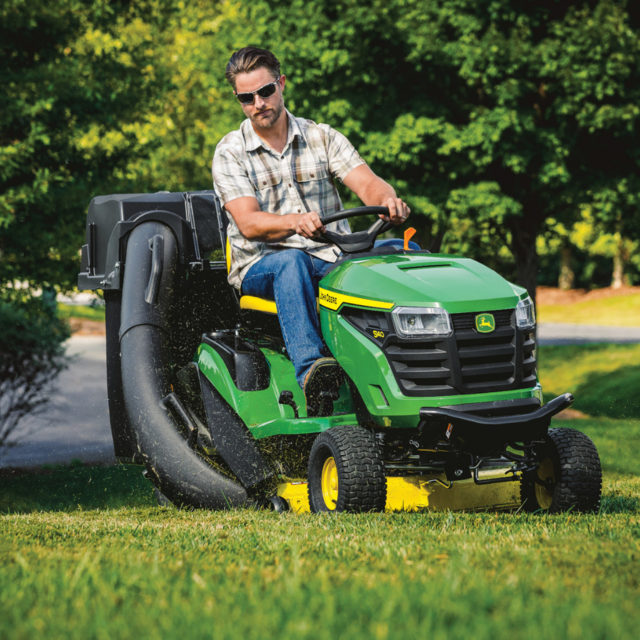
[537,292,640,327]
[57,302,105,322]
[1,345,639,639]
[538,343,640,419]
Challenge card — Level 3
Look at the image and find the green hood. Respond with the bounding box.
[321,253,526,314]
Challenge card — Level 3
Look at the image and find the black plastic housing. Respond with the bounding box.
[202,333,271,391]
[78,191,224,291]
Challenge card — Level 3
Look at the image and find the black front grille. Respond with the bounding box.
[453,310,516,390]
[342,307,537,397]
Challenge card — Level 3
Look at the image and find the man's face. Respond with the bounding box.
[235,67,286,129]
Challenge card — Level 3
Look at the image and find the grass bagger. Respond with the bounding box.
[78,191,603,513]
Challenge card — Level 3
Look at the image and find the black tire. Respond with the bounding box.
[307,425,386,513]
[521,427,602,514]
[264,496,289,513]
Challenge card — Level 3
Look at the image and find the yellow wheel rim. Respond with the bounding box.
[535,458,556,510]
[321,457,339,511]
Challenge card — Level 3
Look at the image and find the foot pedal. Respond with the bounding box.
[304,359,345,417]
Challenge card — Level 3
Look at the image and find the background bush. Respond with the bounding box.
[0,293,70,452]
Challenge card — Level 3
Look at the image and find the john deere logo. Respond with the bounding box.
[475,313,495,333]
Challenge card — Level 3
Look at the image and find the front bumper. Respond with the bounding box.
[419,393,574,444]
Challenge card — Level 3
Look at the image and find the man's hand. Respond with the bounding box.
[294,211,325,239]
[380,197,411,225]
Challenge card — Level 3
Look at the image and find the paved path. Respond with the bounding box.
[1,322,640,469]
[0,336,115,469]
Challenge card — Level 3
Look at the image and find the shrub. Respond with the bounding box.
[0,292,70,453]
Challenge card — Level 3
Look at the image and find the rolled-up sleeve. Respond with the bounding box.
[212,143,256,206]
[319,124,367,183]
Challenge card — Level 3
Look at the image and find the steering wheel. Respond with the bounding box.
[317,206,394,254]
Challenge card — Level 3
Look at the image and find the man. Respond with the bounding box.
[212,47,410,409]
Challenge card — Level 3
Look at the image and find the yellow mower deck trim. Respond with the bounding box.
[278,476,521,514]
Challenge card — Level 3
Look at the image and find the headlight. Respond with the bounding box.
[516,297,536,330]
[392,307,452,338]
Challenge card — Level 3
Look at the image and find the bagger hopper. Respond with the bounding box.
[78,191,602,513]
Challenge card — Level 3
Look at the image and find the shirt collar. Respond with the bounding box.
[242,110,304,152]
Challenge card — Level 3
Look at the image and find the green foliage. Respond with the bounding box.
[0,0,174,291]
[196,0,640,296]
[0,294,70,449]
[2,0,640,295]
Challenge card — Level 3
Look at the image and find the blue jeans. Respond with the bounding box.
[241,239,420,387]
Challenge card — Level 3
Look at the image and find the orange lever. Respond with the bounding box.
[403,227,417,251]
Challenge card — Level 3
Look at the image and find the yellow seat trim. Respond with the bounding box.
[239,296,278,314]
[318,287,395,312]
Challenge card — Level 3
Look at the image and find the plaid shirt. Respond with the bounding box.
[212,110,366,289]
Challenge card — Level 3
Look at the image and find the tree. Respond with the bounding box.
[237,0,640,301]
[0,0,174,292]
[122,0,255,193]
[0,0,179,443]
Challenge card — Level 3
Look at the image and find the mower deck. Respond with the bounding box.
[277,475,521,514]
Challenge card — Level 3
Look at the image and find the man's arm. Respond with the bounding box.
[342,164,410,225]
[224,197,325,242]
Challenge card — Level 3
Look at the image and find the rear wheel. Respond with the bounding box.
[521,427,602,513]
[307,425,387,513]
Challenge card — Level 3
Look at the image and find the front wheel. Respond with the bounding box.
[521,427,602,513]
[307,425,387,513]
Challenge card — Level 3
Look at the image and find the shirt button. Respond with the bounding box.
[297,209,301,213]
[288,183,292,188]
[310,173,314,178]
[263,181,267,186]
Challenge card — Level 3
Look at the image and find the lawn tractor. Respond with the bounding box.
[78,191,602,513]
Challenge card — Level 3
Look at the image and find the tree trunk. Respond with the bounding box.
[507,209,541,305]
[428,227,447,254]
[558,246,574,290]
[612,253,623,289]
[611,236,629,289]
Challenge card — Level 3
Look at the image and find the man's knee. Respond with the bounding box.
[273,249,313,277]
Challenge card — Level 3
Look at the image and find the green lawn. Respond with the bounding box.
[538,344,640,419]
[1,417,639,640]
[57,302,106,322]
[1,344,639,639]
[537,293,640,327]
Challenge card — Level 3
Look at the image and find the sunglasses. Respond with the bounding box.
[235,76,281,105]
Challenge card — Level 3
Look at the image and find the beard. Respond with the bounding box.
[250,97,284,129]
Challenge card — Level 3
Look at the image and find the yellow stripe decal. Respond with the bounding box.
[318,288,394,312]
